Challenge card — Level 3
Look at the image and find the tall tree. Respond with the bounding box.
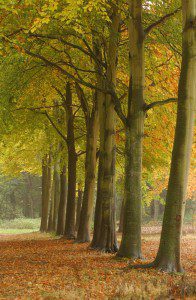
[63,82,77,239]
[52,161,60,231]
[57,163,67,235]
[48,160,60,232]
[132,0,195,272]
[75,182,83,233]
[47,173,55,232]
[117,0,144,258]
[40,154,52,232]
[76,84,99,243]
[149,0,195,272]
[117,0,181,259]
[91,5,120,252]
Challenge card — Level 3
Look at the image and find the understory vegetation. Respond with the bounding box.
[0,218,40,234]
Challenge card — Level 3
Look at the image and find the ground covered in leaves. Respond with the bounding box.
[0,233,195,299]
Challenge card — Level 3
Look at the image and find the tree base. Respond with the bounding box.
[75,238,90,244]
[117,254,144,260]
[76,234,91,243]
[56,231,64,236]
[117,249,143,260]
[64,234,76,240]
[129,260,185,273]
[89,244,118,253]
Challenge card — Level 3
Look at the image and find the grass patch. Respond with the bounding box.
[0,218,40,234]
[0,228,38,234]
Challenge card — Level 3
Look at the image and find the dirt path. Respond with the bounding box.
[0,233,195,299]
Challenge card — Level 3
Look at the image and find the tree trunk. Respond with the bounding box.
[27,175,34,219]
[40,154,52,232]
[47,175,54,232]
[97,90,118,252]
[64,148,77,238]
[64,82,77,239]
[91,9,120,252]
[90,41,104,248]
[118,0,144,258]
[52,162,60,231]
[151,0,195,272]
[57,164,67,235]
[153,200,160,221]
[10,192,16,219]
[118,198,124,233]
[75,184,83,233]
[91,149,103,248]
[90,145,104,247]
[76,108,99,242]
[24,174,34,218]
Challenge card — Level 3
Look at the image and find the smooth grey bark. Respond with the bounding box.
[23,175,34,219]
[10,192,16,219]
[89,42,104,248]
[47,172,54,232]
[40,154,52,232]
[118,0,144,258]
[118,198,124,233]
[131,0,195,272]
[52,162,60,231]
[150,0,195,272]
[90,141,104,247]
[76,103,99,242]
[75,184,83,233]
[47,161,60,232]
[153,200,160,221]
[64,82,77,239]
[57,164,67,235]
[91,8,120,252]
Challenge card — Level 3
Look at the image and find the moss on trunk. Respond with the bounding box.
[118,0,144,259]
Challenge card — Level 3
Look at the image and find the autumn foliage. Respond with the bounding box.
[0,233,195,299]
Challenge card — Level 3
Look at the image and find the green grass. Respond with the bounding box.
[0,218,40,234]
[0,228,38,234]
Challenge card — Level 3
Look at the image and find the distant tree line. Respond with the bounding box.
[0,173,41,220]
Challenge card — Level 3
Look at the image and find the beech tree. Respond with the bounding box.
[117,0,181,259]
[131,0,195,272]
[90,4,120,252]
[76,84,99,242]
[40,154,52,232]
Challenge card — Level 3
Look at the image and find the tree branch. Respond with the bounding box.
[77,150,86,157]
[44,112,68,144]
[24,48,108,93]
[144,7,181,36]
[110,90,128,126]
[58,59,97,74]
[14,104,62,111]
[29,33,92,56]
[158,29,182,57]
[75,82,90,125]
[52,86,67,106]
[29,33,106,68]
[144,98,177,111]
[12,46,127,125]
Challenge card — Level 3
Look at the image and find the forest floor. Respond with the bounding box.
[0,232,195,300]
